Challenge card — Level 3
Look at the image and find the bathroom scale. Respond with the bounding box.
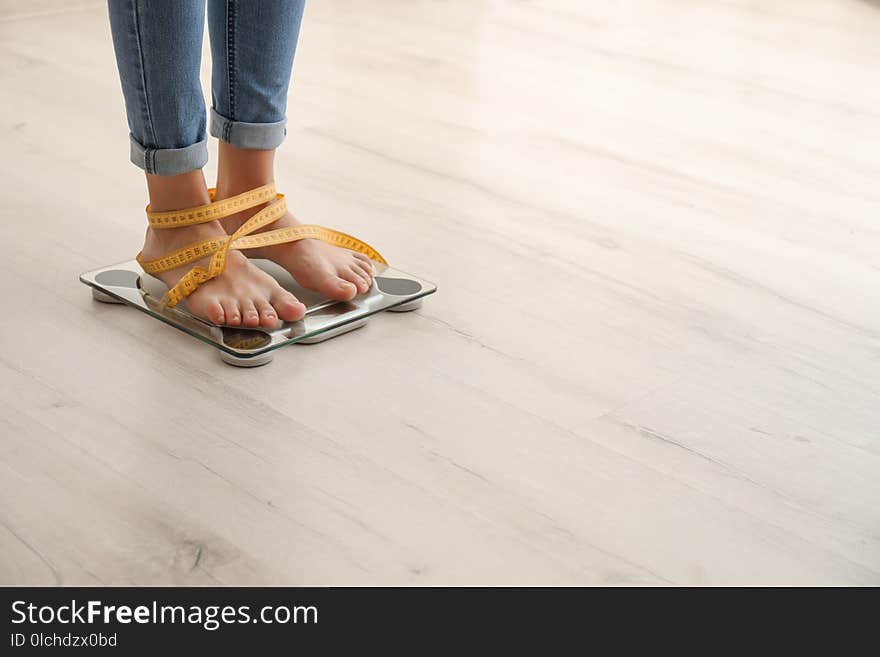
[80,259,436,367]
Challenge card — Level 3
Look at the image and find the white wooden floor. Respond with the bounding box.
[1,0,878,585]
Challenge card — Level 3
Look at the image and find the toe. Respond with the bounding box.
[207,302,225,325]
[255,299,279,329]
[240,300,260,328]
[353,252,373,270]
[347,265,370,294]
[352,259,374,286]
[319,277,358,301]
[184,294,225,325]
[221,299,241,326]
[271,290,306,322]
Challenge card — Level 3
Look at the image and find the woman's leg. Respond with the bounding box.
[208,0,374,302]
[108,0,304,327]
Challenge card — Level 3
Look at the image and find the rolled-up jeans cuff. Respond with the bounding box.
[129,135,208,176]
[210,108,287,150]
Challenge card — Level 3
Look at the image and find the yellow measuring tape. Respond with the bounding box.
[136,183,387,308]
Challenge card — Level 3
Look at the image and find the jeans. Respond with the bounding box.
[108,0,306,176]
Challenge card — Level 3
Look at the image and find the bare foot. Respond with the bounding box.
[219,209,375,302]
[139,221,307,328]
[211,143,373,301]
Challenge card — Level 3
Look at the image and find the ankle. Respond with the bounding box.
[145,170,210,212]
[215,141,276,199]
[144,219,224,250]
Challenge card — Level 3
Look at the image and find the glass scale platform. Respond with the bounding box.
[80,259,436,367]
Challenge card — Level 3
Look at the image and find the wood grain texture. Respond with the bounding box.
[0,0,878,585]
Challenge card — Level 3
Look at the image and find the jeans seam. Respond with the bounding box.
[226,0,236,133]
[131,0,157,149]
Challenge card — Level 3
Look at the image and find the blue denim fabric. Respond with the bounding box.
[108,0,305,176]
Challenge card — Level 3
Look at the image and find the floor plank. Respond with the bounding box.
[0,0,878,585]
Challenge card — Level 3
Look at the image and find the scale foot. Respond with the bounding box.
[219,351,274,368]
[92,288,123,304]
[388,298,423,312]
